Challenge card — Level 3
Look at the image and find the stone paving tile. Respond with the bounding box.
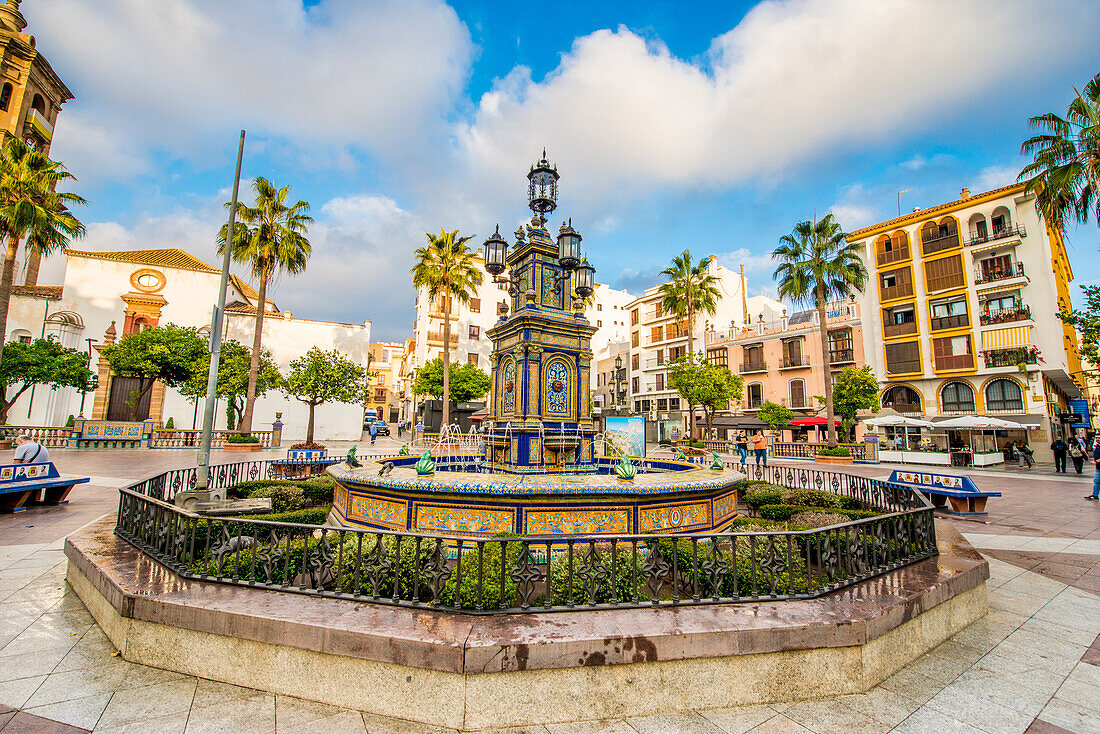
[0,709,90,733]
[92,710,190,733]
[182,693,276,734]
[1022,720,1077,734]
[92,678,198,732]
[1037,696,1100,734]
[623,713,727,734]
[696,706,778,734]
[739,715,813,733]
[774,699,889,734]
[23,693,111,730]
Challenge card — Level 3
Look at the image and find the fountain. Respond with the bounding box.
[329,154,745,537]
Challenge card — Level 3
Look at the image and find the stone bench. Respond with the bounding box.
[887,469,1000,515]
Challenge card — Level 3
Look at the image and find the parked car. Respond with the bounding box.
[369,420,390,437]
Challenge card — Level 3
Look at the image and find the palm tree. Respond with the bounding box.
[773,215,867,447]
[411,229,483,430]
[0,136,85,350]
[218,177,312,435]
[1018,71,1100,236]
[657,250,720,440]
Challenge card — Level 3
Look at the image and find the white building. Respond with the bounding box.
[849,183,1084,462]
[586,283,632,378]
[5,248,372,441]
[625,256,783,438]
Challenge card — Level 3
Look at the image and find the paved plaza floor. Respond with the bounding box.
[0,446,1097,733]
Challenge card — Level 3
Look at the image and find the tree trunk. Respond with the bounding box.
[0,235,22,354]
[686,298,695,440]
[817,281,837,447]
[441,289,452,431]
[305,400,316,444]
[237,265,269,435]
[0,383,31,423]
[128,378,155,422]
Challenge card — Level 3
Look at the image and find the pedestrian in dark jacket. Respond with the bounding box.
[1051,438,1069,473]
[1069,436,1088,474]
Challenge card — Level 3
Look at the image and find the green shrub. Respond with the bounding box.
[817,446,851,457]
[165,417,174,429]
[230,479,289,498]
[726,516,788,532]
[758,504,880,522]
[227,433,260,444]
[437,537,523,609]
[249,484,308,513]
[548,544,640,605]
[301,477,335,505]
[336,534,439,601]
[788,511,849,529]
[690,440,705,449]
[193,537,319,584]
[781,488,842,509]
[653,537,811,598]
[743,484,785,510]
[250,506,331,525]
[65,414,75,427]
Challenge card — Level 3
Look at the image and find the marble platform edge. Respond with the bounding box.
[63,516,988,675]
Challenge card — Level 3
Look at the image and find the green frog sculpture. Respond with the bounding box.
[414,450,436,476]
[711,451,724,471]
[345,445,361,468]
[397,444,410,456]
[674,447,688,462]
[614,453,637,481]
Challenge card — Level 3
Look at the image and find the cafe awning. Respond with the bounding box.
[980,325,1031,350]
[790,417,841,427]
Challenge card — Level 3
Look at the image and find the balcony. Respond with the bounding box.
[876,246,910,267]
[886,360,922,375]
[966,223,1026,247]
[930,313,969,331]
[829,349,855,365]
[780,356,808,369]
[425,331,458,346]
[921,231,960,255]
[934,354,975,371]
[979,305,1032,326]
[983,346,1039,369]
[880,283,914,302]
[883,401,922,415]
[740,361,767,373]
[976,261,1026,285]
[884,321,918,338]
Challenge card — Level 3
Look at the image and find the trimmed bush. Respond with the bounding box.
[250,506,331,526]
[249,484,308,513]
[817,445,851,457]
[226,433,260,444]
[291,442,325,450]
[781,488,842,509]
[548,545,640,606]
[758,504,881,523]
[788,511,849,529]
[193,537,318,584]
[65,414,75,427]
[743,484,785,510]
[165,417,174,429]
[301,478,335,505]
[726,517,789,532]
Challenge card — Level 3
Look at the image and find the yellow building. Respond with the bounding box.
[365,342,405,424]
[850,183,1084,463]
[0,0,74,286]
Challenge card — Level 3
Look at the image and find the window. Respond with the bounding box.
[657,398,667,411]
[632,332,639,347]
[985,379,1023,412]
[669,345,686,361]
[374,388,387,401]
[783,339,803,366]
[597,320,602,328]
[631,309,639,326]
[655,303,664,318]
[597,303,602,311]
[979,255,1014,281]
[885,341,921,374]
[17,335,30,345]
[632,377,639,393]
[882,385,922,413]
[651,326,663,343]
[747,383,763,409]
[656,349,664,365]
[932,335,974,370]
[941,382,975,412]
[880,267,913,300]
[883,272,897,288]
[706,347,727,367]
[984,295,1017,313]
[656,373,664,391]
[632,354,639,370]
[0,83,10,112]
[669,398,680,410]
[469,298,480,313]
[469,325,480,339]
[789,379,806,408]
[924,254,965,292]
[467,354,479,367]
[30,94,45,115]
[930,297,969,330]
[742,345,764,371]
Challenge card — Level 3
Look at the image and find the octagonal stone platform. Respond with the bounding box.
[63,517,988,730]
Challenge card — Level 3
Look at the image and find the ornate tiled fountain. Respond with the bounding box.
[329,154,744,537]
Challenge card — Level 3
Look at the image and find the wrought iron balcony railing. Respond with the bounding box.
[975,261,1025,285]
[966,223,1026,247]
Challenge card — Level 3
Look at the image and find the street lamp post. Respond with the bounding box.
[614,355,625,413]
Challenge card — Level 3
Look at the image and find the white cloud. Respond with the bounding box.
[829,184,884,230]
[901,153,956,171]
[43,193,426,341]
[970,162,1025,194]
[456,0,1095,210]
[35,0,473,177]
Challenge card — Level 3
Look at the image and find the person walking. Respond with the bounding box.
[12,434,48,465]
[751,431,768,468]
[735,432,749,469]
[369,421,378,446]
[1070,434,1088,474]
[1087,437,1100,501]
[1051,437,1069,473]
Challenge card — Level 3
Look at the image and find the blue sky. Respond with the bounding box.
[31,0,1100,341]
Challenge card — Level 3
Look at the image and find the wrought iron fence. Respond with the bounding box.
[114,459,937,614]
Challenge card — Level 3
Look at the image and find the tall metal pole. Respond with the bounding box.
[196,130,245,491]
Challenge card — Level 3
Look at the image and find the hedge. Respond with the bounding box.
[743,484,785,510]
[757,504,880,522]
[249,485,309,513]
[230,479,288,498]
[248,506,331,526]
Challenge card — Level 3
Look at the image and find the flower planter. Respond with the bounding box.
[223,442,262,452]
[814,454,853,465]
[288,448,327,461]
[0,440,12,451]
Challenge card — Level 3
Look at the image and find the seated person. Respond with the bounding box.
[13,434,49,465]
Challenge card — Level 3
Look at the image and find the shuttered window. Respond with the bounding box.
[924,255,965,292]
[885,341,921,374]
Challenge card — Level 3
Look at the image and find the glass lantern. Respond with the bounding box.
[557,221,582,271]
[574,258,594,298]
[483,225,507,275]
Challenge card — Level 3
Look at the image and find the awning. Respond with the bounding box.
[1042,369,1084,399]
[981,325,1031,350]
[971,239,1021,255]
[976,282,1023,296]
[790,417,842,427]
[712,414,767,429]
